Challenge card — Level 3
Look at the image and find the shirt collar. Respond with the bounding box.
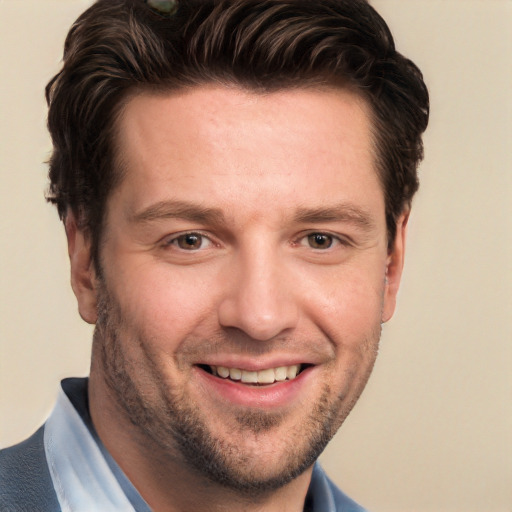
[43,378,358,512]
[43,380,149,512]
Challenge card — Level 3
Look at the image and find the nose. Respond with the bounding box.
[217,246,299,341]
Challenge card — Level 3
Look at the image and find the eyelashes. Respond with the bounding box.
[162,231,349,252]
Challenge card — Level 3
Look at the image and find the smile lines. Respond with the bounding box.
[208,364,302,385]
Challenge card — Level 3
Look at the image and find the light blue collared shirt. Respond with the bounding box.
[44,381,151,511]
[41,378,367,512]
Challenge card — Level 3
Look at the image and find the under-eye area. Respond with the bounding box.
[197,364,312,385]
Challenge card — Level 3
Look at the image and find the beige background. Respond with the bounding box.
[0,1,511,511]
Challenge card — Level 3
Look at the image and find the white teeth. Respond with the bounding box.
[274,366,288,382]
[257,368,276,384]
[217,366,230,378]
[241,370,258,384]
[229,368,242,381]
[286,365,300,380]
[209,364,303,384]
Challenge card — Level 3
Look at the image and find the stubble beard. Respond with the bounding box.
[92,279,380,497]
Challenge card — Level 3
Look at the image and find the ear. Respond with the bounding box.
[381,211,409,323]
[65,212,98,324]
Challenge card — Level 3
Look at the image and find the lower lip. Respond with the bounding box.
[194,366,314,409]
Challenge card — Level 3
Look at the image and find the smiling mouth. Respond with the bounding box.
[199,364,308,385]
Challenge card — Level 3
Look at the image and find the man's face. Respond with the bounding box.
[77,85,406,492]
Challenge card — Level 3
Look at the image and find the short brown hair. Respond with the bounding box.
[46,0,429,264]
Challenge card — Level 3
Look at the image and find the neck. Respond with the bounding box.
[87,371,313,512]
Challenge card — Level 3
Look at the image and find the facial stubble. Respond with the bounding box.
[91,278,380,496]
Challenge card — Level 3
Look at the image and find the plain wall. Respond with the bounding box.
[0,1,510,511]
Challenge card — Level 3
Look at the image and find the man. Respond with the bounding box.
[0,0,428,510]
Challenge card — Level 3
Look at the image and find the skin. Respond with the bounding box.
[66,85,408,512]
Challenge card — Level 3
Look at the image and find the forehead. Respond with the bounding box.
[111,85,382,222]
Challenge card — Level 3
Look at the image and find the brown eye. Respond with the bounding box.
[175,233,206,250]
[307,233,334,249]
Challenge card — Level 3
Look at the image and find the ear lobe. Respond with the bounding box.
[381,211,409,323]
[65,213,98,324]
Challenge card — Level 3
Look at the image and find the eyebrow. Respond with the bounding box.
[130,200,226,225]
[130,200,377,231]
[293,204,377,231]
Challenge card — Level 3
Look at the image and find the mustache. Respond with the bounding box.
[175,330,333,360]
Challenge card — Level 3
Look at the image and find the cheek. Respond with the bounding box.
[320,275,383,391]
[301,265,385,340]
[108,262,220,343]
